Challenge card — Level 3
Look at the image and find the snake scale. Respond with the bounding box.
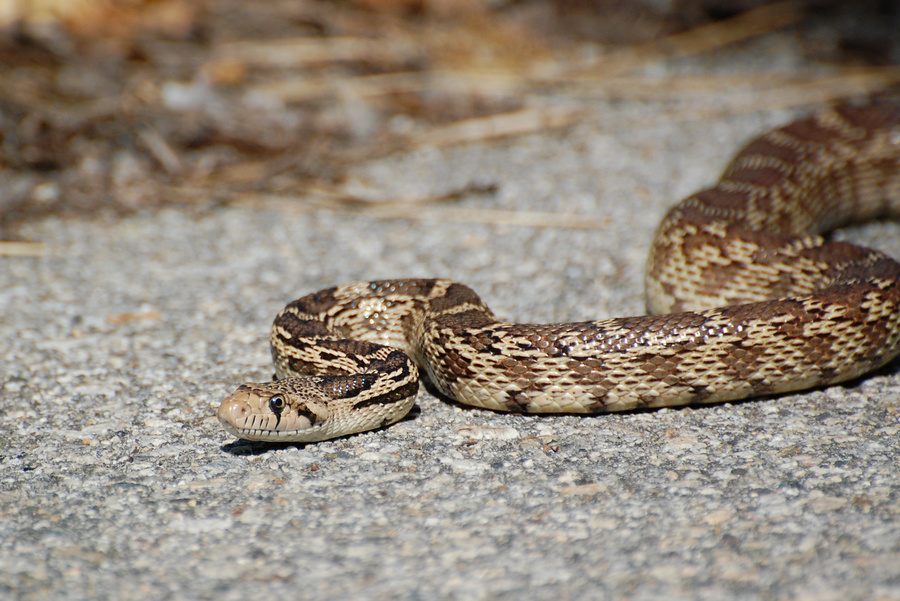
[218,101,900,443]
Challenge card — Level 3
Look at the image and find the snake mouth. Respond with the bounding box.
[216,397,305,441]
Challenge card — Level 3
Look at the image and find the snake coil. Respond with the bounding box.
[219,102,900,443]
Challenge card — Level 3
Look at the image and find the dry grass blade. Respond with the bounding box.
[214,37,419,68]
[764,68,900,108]
[139,129,184,176]
[232,189,609,230]
[250,73,423,104]
[415,107,580,147]
[354,205,611,229]
[253,70,524,105]
[0,241,45,257]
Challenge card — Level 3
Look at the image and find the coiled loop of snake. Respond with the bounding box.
[218,102,900,443]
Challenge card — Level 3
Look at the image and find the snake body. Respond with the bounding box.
[218,102,900,443]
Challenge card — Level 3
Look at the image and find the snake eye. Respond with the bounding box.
[268,395,286,413]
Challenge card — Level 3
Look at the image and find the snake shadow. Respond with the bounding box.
[219,404,423,455]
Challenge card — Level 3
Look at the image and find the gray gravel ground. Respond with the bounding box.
[3,38,900,601]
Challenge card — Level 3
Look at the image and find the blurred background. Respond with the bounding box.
[1,0,899,239]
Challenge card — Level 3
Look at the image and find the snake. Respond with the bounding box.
[218,101,900,443]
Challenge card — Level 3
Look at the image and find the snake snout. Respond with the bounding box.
[217,388,253,429]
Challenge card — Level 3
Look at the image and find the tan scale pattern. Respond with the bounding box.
[217,102,900,442]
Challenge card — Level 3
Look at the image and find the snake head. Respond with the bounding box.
[217,380,333,443]
[217,373,418,443]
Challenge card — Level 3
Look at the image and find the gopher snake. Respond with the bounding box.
[218,102,900,443]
